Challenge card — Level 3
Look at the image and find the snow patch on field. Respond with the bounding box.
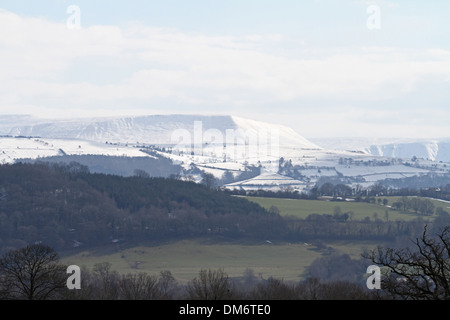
[225,173,307,192]
[0,137,152,164]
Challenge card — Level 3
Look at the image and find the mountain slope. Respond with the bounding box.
[366,140,450,163]
[310,138,450,163]
[7,114,321,150]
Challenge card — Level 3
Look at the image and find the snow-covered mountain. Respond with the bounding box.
[6,114,321,150]
[310,138,450,163]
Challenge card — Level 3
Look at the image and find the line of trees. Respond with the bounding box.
[390,197,437,216]
[228,181,450,203]
[284,214,428,243]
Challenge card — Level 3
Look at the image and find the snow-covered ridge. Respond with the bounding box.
[310,137,450,163]
[230,116,320,149]
[5,114,321,150]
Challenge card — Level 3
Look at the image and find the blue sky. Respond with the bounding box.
[0,0,449,138]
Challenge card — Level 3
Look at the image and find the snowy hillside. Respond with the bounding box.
[310,137,450,163]
[0,136,152,165]
[6,115,321,150]
[1,114,449,193]
[366,140,450,163]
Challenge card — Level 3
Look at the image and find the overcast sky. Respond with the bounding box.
[0,0,449,139]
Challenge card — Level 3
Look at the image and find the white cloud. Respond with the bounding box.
[0,9,449,138]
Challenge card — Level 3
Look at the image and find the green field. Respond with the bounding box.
[61,239,381,283]
[243,196,447,221]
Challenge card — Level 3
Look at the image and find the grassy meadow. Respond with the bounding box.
[243,196,449,222]
[61,238,380,283]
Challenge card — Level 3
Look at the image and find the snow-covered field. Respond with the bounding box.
[0,137,152,164]
[225,173,307,193]
[0,137,60,164]
[335,164,429,178]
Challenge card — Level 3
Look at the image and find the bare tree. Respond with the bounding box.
[186,268,233,300]
[0,244,67,300]
[118,272,159,300]
[250,277,298,300]
[363,225,450,300]
[157,270,178,299]
[91,262,120,300]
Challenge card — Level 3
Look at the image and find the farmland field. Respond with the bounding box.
[61,238,382,283]
[243,196,447,222]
